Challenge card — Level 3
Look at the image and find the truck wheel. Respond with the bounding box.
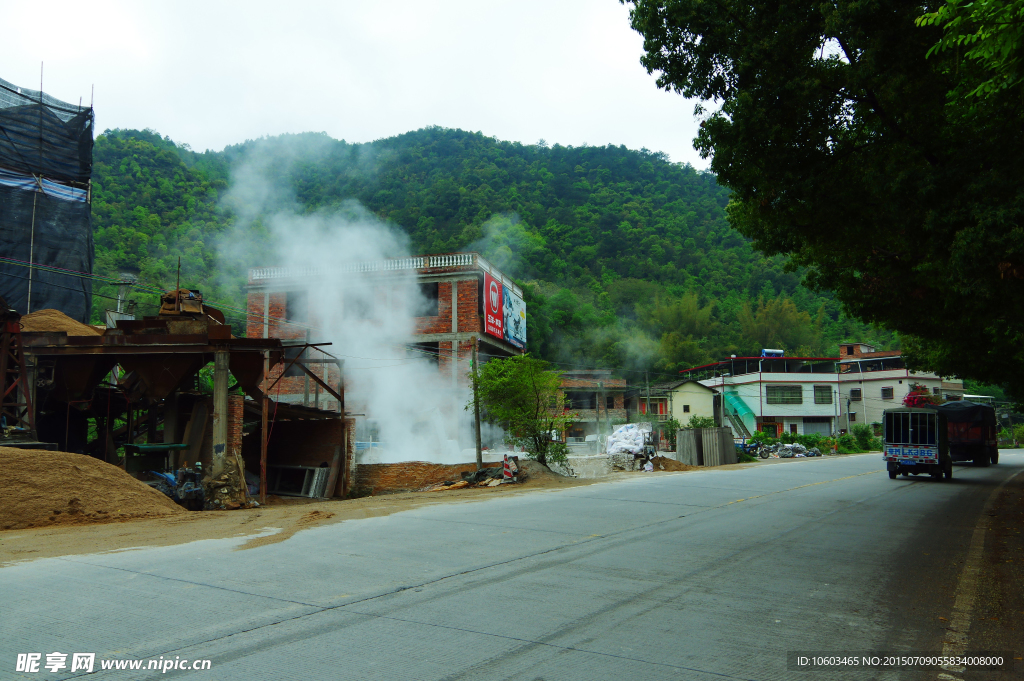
[888,470,898,479]
[990,449,999,464]
[902,471,910,477]
[931,466,943,480]
[973,452,991,467]
[943,464,952,480]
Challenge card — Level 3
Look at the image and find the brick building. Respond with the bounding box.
[246,252,526,473]
[559,370,628,442]
[247,252,525,391]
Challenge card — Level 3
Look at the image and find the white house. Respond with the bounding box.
[682,355,841,438]
[836,343,964,430]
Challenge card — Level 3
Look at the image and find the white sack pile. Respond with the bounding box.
[606,423,651,455]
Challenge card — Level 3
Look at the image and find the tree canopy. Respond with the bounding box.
[626,0,1024,397]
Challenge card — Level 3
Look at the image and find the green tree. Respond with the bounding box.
[470,355,574,466]
[918,0,1024,100]
[625,0,1024,396]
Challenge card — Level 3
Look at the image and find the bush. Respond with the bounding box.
[851,424,874,450]
[736,446,758,463]
[795,433,824,449]
[684,415,717,429]
[837,433,859,454]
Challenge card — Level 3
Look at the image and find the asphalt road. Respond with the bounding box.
[3,451,1022,681]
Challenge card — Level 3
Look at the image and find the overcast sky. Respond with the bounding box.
[0,0,707,168]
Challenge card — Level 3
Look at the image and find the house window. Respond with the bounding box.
[881,387,894,400]
[845,345,855,355]
[343,289,372,320]
[683,404,690,413]
[850,412,857,422]
[814,385,833,404]
[850,388,862,401]
[566,392,596,409]
[932,387,941,396]
[286,290,308,324]
[790,423,798,435]
[606,395,615,409]
[410,342,439,368]
[418,283,440,316]
[766,385,802,404]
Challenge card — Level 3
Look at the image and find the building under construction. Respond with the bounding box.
[0,76,94,322]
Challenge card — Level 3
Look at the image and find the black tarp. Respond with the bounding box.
[933,400,997,426]
[0,184,93,321]
[0,76,93,321]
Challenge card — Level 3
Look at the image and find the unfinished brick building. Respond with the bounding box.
[246,252,526,478]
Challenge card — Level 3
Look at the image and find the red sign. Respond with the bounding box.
[484,272,503,340]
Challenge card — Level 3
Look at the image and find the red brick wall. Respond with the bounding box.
[416,281,454,334]
[354,460,502,494]
[457,277,482,334]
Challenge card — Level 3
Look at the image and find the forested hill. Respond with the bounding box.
[90,127,895,375]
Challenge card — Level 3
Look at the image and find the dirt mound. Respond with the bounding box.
[651,456,699,472]
[20,309,102,336]
[518,459,575,484]
[0,448,185,530]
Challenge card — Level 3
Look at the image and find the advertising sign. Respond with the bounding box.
[483,272,503,340]
[502,285,527,349]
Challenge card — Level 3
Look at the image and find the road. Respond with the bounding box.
[2,451,1021,680]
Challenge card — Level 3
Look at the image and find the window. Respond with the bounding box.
[286,290,308,324]
[606,395,614,409]
[881,387,894,400]
[766,385,802,404]
[850,388,862,401]
[845,345,855,355]
[282,346,306,377]
[683,404,690,413]
[849,412,857,422]
[933,387,941,396]
[790,423,798,434]
[418,282,439,317]
[566,392,596,409]
[814,385,833,404]
[410,342,439,368]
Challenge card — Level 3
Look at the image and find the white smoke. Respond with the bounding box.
[218,143,490,465]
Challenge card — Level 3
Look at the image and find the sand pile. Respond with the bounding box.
[20,309,102,336]
[651,456,699,472]
[0,447,186,530]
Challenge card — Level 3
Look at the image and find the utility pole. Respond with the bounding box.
[598,380,604,452]
[473,337,482,471]
[645,371,651,422]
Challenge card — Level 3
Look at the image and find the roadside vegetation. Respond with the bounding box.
[747,424,882,455]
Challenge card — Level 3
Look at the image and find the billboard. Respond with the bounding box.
[483,272,503,340]
[503,285,526,349]
[483,272,527,349]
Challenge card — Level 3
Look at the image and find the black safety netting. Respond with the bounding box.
[0,77,94,182]
[0,76,94,321]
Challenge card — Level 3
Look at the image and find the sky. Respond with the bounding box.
[0,0,707,168]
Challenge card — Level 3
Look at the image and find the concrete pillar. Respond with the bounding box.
[211,349,230,475]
